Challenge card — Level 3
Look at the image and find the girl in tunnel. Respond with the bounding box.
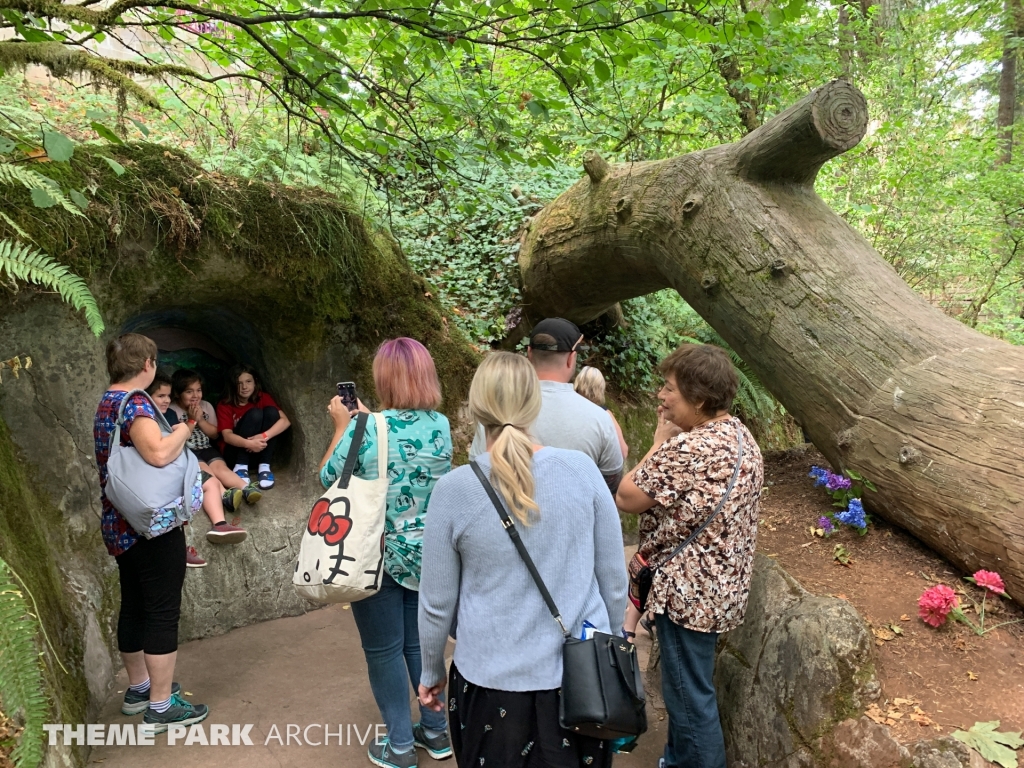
[217,364,291,490]
[146,373,248,568]
[169,368,262,510]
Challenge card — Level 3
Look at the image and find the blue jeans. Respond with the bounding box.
[349,573,447,750]
[656,613,726,768]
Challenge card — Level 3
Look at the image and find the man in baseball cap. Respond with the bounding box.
[469,317,624,492]
[527,318,584,354]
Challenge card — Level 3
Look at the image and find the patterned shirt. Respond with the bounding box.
[633,416,763,633]
[320,409,453,590]
[170,400,217,451]
[94,390,156,557]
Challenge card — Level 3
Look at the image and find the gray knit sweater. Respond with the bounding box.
[418,448,628,692]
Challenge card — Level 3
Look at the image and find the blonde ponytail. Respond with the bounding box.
[468,352,542,524]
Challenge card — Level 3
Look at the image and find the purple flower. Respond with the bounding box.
[825,472,853,492]
[818,516,835,535]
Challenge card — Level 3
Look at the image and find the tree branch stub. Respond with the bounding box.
[732,78,868,186]
[584,151,611,184]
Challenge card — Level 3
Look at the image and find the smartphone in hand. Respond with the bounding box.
[337,382,358,412]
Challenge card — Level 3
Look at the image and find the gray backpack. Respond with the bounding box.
[105,389,202,539]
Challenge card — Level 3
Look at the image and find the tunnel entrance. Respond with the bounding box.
[121,307,293,471]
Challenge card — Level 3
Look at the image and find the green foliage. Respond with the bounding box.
[0,0,776,179]
[0,557,47,768]
[952,721,1023,768]
[389,160,577,344]
[0,239,104,336]
[0,163,83,217]
[585,293,779,424]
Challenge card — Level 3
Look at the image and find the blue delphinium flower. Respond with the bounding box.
[836,498,867,530]
[809,466,829,487]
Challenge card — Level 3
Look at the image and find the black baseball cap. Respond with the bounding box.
[528,318,584,353]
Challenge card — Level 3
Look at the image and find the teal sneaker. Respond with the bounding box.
[368,737,418,768]
[412,723,452,760]
[140,692,209,735]
[121,682,181,715]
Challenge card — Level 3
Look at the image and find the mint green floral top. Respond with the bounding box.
[320,409,453,590]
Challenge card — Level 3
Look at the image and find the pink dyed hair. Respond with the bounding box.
[373,338,442,410]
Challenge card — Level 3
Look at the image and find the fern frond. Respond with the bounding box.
[0,240,105,336]
[0,210,32,241]
[0,164,84,218]
[0,557,48,768]
[0,164,51,191]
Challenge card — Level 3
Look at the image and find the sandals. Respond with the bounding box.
[621,629,636,644]
[640,614,655,635]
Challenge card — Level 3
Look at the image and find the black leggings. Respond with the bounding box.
[115,526,186,655]
[223,406,280,470]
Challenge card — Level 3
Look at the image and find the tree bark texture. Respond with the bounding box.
[517,80,1024,604]
[996,0,1024,165]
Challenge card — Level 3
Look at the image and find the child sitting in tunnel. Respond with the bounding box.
[217,364,291,490]
[169,368,262,510]
[146,374,248,567]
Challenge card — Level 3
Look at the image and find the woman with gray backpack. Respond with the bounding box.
[93,333,209,735]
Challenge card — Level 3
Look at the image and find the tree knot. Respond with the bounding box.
[682,194,703,217]
[898,444,922,465]
[615,196,632,221]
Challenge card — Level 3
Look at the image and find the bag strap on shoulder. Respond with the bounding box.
[111,389,171,448]
[470,460,570,639]
[654,423,745,572]
[337,413,368,489]
[336,412,389,489]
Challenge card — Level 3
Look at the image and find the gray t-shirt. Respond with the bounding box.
[468,381,624,477]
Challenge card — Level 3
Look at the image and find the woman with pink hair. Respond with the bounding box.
[317,338,454,768]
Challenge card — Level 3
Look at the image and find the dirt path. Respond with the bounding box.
[758,448,1024,743]
[87,570,666,767]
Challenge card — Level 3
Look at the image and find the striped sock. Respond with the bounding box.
[128,678,150,694]
[149,696,173,713]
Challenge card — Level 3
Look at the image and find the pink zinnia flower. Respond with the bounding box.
[918,584,959,628]
[972,570,1006,595]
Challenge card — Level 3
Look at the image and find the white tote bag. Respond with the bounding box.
[293,412,388,604]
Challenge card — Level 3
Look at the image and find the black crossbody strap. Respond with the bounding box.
[470,461,571,639]
[655,425,745,573]
[338,413,369,489]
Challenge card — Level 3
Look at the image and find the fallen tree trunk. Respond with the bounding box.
[517,79,1024,604]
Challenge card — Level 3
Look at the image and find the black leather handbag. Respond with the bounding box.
[470,462,648,741]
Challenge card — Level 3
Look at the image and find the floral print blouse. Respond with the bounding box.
[320,409,452,590]
[633,416,764,633]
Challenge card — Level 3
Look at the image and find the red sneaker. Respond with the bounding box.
[186,546,207,568]
[206,523,247,545]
